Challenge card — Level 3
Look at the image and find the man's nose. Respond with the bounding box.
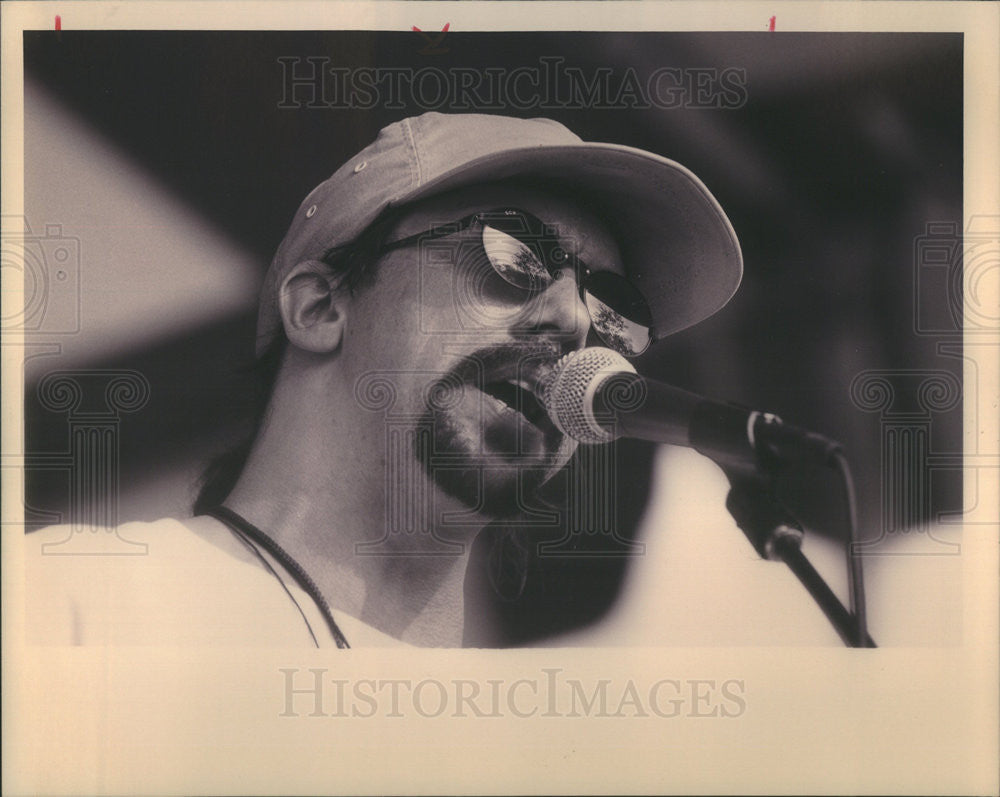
[523,268,590,350]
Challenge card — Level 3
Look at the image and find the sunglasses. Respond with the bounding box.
[379,207,653,357]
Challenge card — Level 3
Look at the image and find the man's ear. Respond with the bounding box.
[278,260,349,353]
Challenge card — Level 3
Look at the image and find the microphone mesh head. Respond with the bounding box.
[542,347,636,443]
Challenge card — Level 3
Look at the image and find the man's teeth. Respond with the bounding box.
[484,380,535,417]
[490,394,515,414]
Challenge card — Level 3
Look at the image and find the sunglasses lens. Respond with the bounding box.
[583,272,653,356]
[481,223,553,292]
[480,211,652,356]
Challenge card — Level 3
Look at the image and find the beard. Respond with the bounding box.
[414,343,576,520]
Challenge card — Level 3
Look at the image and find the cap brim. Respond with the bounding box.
[392,143,743,339]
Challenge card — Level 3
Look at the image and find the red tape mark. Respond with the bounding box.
[55,14,61,31]
[768,15,776,31]
[412,23,449,33]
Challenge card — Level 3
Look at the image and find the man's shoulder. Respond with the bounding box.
[28,516,210,556]
[24,517,317,646]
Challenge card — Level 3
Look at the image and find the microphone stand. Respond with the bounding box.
[721,466,876,648]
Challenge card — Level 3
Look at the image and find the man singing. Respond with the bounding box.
[27,113,741,647]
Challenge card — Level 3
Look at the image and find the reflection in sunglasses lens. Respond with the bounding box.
[585,294,651,356]
[482,225,551,292]
[583,271,652,356]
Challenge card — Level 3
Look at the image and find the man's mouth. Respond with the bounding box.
[481,378,550,429]
[438,344,564,446]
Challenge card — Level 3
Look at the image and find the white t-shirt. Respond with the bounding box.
[24,516,408,647]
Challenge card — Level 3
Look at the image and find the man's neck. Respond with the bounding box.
[222,407,478,647]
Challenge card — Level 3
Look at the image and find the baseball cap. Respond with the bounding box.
[256,112,742,356]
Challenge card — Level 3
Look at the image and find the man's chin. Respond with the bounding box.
[430,465,544,520]
[417,419,576,520]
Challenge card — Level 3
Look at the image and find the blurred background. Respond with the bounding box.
[19,31,965,644]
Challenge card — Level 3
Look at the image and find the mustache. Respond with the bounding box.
[444,341,563,390]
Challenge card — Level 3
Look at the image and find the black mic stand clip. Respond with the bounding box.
[721,464,875,648]
[693,408,876,648]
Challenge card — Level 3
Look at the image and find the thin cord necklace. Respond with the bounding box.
[204,505,350,649]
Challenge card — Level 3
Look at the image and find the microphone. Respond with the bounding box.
[542,347,842,469]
